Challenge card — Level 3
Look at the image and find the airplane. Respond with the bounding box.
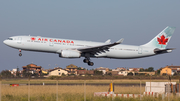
[3,26,175,66]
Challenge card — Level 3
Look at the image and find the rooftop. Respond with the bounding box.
[22,64,42,68]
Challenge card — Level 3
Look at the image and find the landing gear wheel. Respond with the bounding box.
[88,62,94,66]
[19,49,22,57]
[19,53,22,57]
[83,59,89,63]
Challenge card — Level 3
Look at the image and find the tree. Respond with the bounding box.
[94,70,103,75]
[27,65,31,71]
[127,72,133,76]
[16,68,20,77]
[1,70,13,78]
[147,67,154,72]
[23,65,32,78]
[23,70,30,77]
[139,68,144,72]
[29,72,39,78]
[140,67,154,72]
[107,72,112,76]
[173,72,178,76]
[77,67,85,70]
[156,69,161,75]
[61,73,66,76]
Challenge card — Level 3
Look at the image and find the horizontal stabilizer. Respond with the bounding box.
[154,48,175,54]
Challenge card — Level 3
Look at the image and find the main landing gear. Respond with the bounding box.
[83,53,94,66]
[19,49,22,57]
[83,58,94,66]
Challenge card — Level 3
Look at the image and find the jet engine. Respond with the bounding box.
[60,50,81,58]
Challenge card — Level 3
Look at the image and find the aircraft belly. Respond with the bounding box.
[107,50,138,58]
[106,49,154,59]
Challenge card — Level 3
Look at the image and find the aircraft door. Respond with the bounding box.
[49,42,54,46]
[138,47,142,54]
[17,37,22,44]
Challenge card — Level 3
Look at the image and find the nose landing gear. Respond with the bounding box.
[19,49,22,57]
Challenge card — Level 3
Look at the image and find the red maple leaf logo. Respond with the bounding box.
[157,35,168,45]
[31,37,36,41]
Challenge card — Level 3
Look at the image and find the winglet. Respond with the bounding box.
[105,39,111,43]
[116,38,124,44]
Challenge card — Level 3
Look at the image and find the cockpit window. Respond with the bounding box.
[8,38,13,40]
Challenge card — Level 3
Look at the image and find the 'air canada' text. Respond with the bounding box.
[31,37,74,44]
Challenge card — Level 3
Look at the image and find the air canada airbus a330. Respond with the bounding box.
[3,26,175,66]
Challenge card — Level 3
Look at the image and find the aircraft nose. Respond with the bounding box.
[3,40,7,44]
[3,40,9,45]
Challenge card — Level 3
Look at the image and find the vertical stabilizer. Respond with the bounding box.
[142,26,175,49]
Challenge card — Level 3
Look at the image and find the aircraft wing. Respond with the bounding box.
[77,38,124,54]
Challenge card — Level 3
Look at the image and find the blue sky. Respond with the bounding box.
[0,1,180,71]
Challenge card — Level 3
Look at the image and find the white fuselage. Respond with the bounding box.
[3,36,156,59]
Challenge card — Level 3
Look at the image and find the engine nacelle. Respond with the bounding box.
[60,50,81,58]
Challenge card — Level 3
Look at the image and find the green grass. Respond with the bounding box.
[2,94,180,101]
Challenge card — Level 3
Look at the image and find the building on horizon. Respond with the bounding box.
[160,65,180,75]
[65,64,78,75]
[77,70,94,76]
[112,67,127,71]
[22,63,42,75]
[96,67,109,75]
[48,67,68,76]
